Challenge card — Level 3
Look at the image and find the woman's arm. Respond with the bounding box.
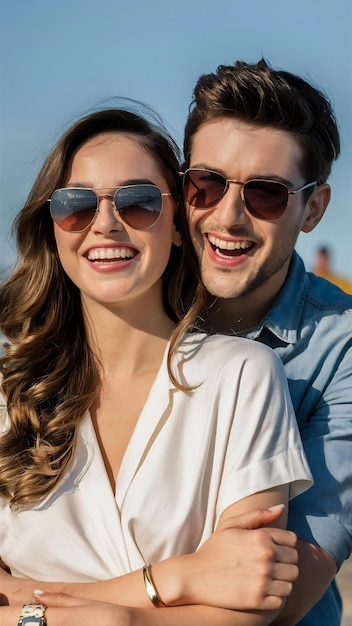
[0,502,297,612]
[0,599,280,626]
[1,486,296,625]
[26,486,293,626]
[37,593,283,626]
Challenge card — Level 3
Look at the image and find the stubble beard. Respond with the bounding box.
[200,243,294,301]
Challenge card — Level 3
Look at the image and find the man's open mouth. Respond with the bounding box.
[207,234,254,257]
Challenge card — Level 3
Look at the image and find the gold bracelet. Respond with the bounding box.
[142,564,166,607]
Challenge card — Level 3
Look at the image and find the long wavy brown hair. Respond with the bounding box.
[0,107,205,508]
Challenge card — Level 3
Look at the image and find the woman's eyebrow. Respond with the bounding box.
[64,178,156,189]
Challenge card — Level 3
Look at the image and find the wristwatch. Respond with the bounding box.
[17,603,47,626]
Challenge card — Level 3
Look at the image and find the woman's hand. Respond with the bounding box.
[156,505,298,611]
[34,592,136,626]
[0,595,136,626]
[0,565,43,607]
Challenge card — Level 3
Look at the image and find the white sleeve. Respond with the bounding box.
[214,341,313,520]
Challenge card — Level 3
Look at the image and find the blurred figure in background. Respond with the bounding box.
[312,245,352,293]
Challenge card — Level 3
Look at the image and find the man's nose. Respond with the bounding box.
[211,183,250,227]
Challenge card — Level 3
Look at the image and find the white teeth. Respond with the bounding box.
[87,248,135,261]
[207,235,252,250]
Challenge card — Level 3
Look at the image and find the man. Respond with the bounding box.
[181,59,352,625]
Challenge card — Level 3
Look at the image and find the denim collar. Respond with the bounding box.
[248,251,308,345]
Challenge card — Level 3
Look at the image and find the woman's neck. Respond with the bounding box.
[81,295,175,378]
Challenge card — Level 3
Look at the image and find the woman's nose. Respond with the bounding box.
[91,196,124,233]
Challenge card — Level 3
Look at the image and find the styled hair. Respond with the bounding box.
[183,58,340,185]
[0,107,204,507]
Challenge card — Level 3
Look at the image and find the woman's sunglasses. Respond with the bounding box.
[48,184,171,232]
[180,168,316,220]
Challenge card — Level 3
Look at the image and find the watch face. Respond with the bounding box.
[19,604,46,625]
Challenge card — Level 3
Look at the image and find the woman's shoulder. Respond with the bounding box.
[180,332,283,373]
[185,331,279,357]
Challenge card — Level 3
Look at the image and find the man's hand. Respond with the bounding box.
[271,539,337,625]
[158,506,298,612]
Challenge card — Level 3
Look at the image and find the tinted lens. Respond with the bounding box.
[50,188,97,232]
[183,170,226,208]
[244,180,288,219]
[114,185,162,229]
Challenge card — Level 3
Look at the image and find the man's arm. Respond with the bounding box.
[271,539,337,625]
[273,340,352,623]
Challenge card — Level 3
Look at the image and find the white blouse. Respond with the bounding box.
[0,333,312,582]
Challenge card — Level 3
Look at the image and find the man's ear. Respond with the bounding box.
[301,184,331,233]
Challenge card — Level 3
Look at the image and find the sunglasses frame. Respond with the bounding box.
[48,184,172,232]
[180,169,317,219]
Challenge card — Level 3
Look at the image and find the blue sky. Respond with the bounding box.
[1,0,351,277]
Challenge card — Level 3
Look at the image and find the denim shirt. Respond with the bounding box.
[244,251,352,626]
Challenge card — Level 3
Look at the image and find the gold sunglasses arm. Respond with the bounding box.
[289,181,317,195]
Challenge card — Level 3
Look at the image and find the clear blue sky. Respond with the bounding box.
[1,0,351,277]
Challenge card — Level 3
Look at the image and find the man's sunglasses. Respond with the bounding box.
[48,185,171,232]
[180,169,316,220]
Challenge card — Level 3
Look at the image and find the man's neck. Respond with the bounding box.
[202,256,294,335]
[203,290,277,335]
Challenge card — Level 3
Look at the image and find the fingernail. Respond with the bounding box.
[34,589,45,595]
[269,504,285,511]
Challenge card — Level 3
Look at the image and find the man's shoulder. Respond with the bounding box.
[261,254,352,349]
[276,253,352,324]
[305,270,352,313]
[288,252,352,312]
[284,268,352,341]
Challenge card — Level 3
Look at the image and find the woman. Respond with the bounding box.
[0,107,312,625]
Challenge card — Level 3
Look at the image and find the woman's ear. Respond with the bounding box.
[172,228,182,247]
[301,184,331,233]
